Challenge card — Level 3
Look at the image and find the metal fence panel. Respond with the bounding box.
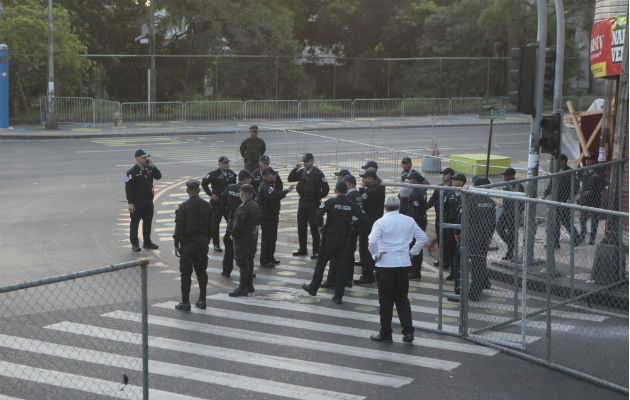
[244,100,299,121]
[299,99,353,120]
[353,99,403,118]
[40,97,95,125]
[121,102,184,124]
[403,98,450,117]
[184,100,244,125]
[0,261,149,399]
[449,98,484,115]
[94,99,121,125]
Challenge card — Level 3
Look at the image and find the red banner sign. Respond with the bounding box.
[590,15,627,79]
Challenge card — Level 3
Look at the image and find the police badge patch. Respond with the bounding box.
[125,174,132,183]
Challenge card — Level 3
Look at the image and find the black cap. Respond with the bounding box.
[335,169,350,177]
[441,167,455,175]
[238,170,251,181]
[135,149,149,158]
[361,160,378,170]
[249,125,258,132]
[560,154,568,161]
[186,179,200,191]
[585,153,597,160]
[335,181,348,193]
[401,156,412,164]
[343,175,356,185]
[407,171,424,182]
[473,176,491,186]
[260,155,270,164]
[218,155,230,163]
[452,173,467,183]
[360,169,378,179]
[302,152,314,162]
[503,167,516,176]
[262,166,276,175]
[239,184,254,193]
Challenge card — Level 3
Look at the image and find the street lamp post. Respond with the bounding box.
[45,0,57,129]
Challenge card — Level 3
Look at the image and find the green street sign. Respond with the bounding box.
[482,97,504,108]
[479,108,506,119]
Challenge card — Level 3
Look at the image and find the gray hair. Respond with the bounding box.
[384,195,400,212]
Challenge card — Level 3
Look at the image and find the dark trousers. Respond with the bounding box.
[497,211,517,256]
[222,228,234,275]
[376,267,414,337]
[551,207,580,245]
[234,236,257,289]
[130,202,154,246]
[210,199,223,247]
[309,235,351,298]
[328,227,358,284]
[359,220,376,280]
[410,218,427,277]
[297,200,321,253]
[579,200,600,241]
[469,242,490,300]
[179,240,209,304]
[260,217,279,265]
[442,228,456,270]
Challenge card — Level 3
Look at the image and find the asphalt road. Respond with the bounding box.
[0,126,626,399]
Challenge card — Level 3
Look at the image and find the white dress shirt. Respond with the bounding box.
[368,210,428,268]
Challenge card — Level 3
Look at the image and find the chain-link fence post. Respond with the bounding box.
[512,201,520,320]
[437,189,445,331]
[570,170,576,296]
[520,201,531,350]
[141,263,148,400]
[618,161,624,281]
[460,191,469,337]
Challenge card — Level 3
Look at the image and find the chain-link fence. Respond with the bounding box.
[0,260,149,400]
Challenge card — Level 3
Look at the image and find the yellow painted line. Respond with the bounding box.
[159,237,172,242]
[156,218,174,223]
[157,210,174,214]
[117,223,128,226]
[278,227,295,233]
[152,262,167,267]
[289,260,307,265]
[71,127,102,132]
[155,228,174,232]
[266,281,286,286]
[160,270,179,274]
[277,271,296,276]
[442,303,458,309]
[135,123,163,127]
[354,306,377,312]
[299,298,320,303]
[349,292,370,297]
[117,218,128,221]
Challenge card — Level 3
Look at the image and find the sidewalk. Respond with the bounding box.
[0,114,531,140]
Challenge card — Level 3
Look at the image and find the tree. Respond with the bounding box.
[0,0,90,116]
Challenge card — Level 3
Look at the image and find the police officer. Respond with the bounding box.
[361,160,382,184]
[259,167,295,268]
[468,177,496,300]
[355,169,385,284]
[220,170,251,278]
[229,184,259,297]
[240,125,266,172]
[202,156,237,252]
[497,167,525,260]
[125,149,162,252]
[302,181,364,304]
[288,153,330,259]
[322,174,363,288]
[427,167,454,266]
[543,154,580,247]
[173,180,213,311]
[399,157,427,215]
[406,171,428,279]
[578,153,605,245]
[251,154,284,194]
[443,173,465,279]
[334,169,351,181]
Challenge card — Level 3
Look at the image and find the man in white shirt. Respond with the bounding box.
[368,196,427,343]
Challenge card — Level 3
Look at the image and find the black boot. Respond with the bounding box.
[229,287,248,297]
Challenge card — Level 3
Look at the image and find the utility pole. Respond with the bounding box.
[149,0,156,102]
[45,0,57,129]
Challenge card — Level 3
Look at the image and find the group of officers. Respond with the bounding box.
[124,126,606,322]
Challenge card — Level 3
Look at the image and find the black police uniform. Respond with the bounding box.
[467,194,496,300]
[427,182,451,245]
[252,168,284,194]
[231,198,259,293]
[544,166,580,246]
[442,190,462,272]
[220,182,243,275]
[173,193,213,306]
[240,137,266,172]
[305,195,364,300]
[578,167,605,243]
[258,179,289,267]
[288,166,330,255]
[407,186,428,278]
[202,168,237,248]
[399,168,420,215]
[497,182,525,258]
[357,182,385,282]
[125,163,162,248]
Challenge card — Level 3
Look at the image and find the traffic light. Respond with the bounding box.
[508,44,537,115]
[539,112,562,156]
[544,47,556,98]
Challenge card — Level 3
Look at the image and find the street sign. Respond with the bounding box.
[479,108,506,119]
[482,97,504,108]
